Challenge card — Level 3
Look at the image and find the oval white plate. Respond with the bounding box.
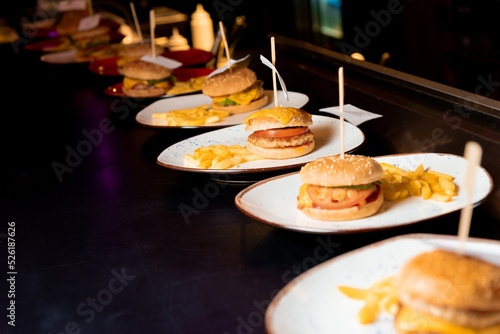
[136,90,309,128]
[40,49,83,64]
[156,115,365,173]
[265,233,500,334]
[235,153,493,233]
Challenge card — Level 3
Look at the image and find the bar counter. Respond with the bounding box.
[1,35,500,333]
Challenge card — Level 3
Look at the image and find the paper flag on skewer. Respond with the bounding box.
[207,55,250,78]
[141,55,183,69]
[319,104,383,126]
[260,54,289,101]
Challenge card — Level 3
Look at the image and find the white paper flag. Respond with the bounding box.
[77,13,101,31]
[141,55,183,69]
[206,55,250,78]
[260,54,288,101]
[319,104,382,126]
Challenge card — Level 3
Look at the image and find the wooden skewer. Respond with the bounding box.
[271,37,278,108]
[457,141,482,254]
[219,21,231,69]
[87,0,93,16]
[149,9,156,58]
[338,67,345,159]
[130,2,143,43]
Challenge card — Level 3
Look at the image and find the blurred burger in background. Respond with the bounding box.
[121,60,175,98]
[202,67,268,114]
[116,43,166,73]
[71,26,111,62]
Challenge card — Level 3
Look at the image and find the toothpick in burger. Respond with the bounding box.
[297,154,384,221]
[394,248,500,333]
[201,67,268,114]
[244,106,315,159]
[121,60,175,98]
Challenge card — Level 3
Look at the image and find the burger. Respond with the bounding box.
[394,249,500,333]
[201,67,268,114]
[244,106,315,159]
[297,154,384,221]
[121,60,175,98]
[116,43,166,73]
[71,26,111,62]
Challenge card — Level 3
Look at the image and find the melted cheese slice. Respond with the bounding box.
[297,184,313,208]
[212,83,261,106]
[244,107,303,125]
[123,77,169,90]
[395,306,500,334]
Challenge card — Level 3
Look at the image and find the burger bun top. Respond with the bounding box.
[202,67,257,97]
[122,60,172,80]
[396,249,500,312]
[245,107,313,131]
[299,154,384,187]
[120,43,165,58]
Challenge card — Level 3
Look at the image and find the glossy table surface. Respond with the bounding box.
[1,36,500,333]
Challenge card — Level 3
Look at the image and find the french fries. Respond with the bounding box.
[380,163,458,202]
[152,105,230,126]
[338,276,398,324]
[167,76,206,95]
[184,145,264,169]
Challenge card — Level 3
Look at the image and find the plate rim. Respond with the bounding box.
[234,152,494,234]
[264,232,500,334]
[155,115,366,174]
[135,90,310,129]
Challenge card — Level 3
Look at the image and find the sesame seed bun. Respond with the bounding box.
[299,154,384,187]
[122,60,172,80]
[202,67,257,97]
[395,249,500,329]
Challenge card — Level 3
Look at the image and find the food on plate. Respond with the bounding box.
[166,76,206,95]
[244,106,314,159]
[71,26,111,62]
[121,60,175,98]
[381,162,458,202]
[184,145,263,169]
[152,105,229,126]
[297,154,384,221]
[201,67,268,114]
[338,249,500,333]
[55,10,90,36]
[116,43,166,72]
[338,276,398,324]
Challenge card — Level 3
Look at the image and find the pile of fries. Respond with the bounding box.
[167,76,206,95]
[184,145,264,169]
[338,276,398,324]
[152,105,230,126]
[380,163,458,202]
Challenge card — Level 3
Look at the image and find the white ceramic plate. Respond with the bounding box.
[136,90,309,128]
[156,115,365,173]
[40,49,83,64]
[265,233,500,334]
[235,153,493,233]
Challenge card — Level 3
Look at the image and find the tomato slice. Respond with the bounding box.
[252,127,308,138]
[307,185,374,210]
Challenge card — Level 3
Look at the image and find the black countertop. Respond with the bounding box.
[1,35,500,333]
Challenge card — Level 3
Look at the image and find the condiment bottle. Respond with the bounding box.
[168,27,190,51]
[190,3,214,51]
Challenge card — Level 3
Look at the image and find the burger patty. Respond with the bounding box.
[247,130,314,148]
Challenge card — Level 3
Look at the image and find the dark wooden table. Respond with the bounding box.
[1,35,499,333]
